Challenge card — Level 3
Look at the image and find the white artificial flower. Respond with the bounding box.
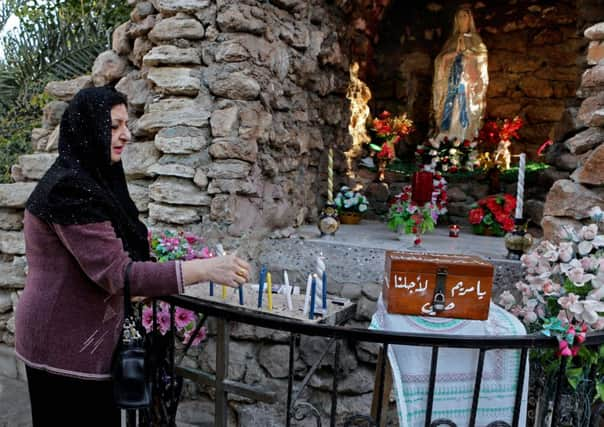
[358,204,368,213]
[345,191,354,199]
[453,139,461,147]
[498,290,516,310]
[570,300,604,324]
[429,149,438,156]
[449,148,457,155]
[580,224,598,241]
[589,206,603,223]
[578,240,594,256]
[558,241,574,263]
[340,186,350,193]
[343,199,353,209]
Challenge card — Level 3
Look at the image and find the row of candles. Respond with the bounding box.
[209,261,329,320]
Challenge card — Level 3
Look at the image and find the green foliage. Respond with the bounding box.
[0,0,130,183]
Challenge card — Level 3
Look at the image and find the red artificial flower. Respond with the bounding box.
[502,195,516,214]
[486,197,501,214]
[478,120,500,146]
[377,143,395,160]
[500,116,523,141]
[502,217,515,232]
[390,135,401,145]
[401,193,410,201]
[469,208,485,225]
[495,212,508,226]
[537,139,553,157]
[379,111,391,119]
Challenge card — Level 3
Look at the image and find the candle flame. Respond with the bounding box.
[345,62,372,173]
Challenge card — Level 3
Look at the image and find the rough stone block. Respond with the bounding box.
[92,50,128,87]
[148,15,205,42]
[208,137,257,163]
[571,143,604,185]
[208,72,260,100]
[143,46,201,67]
[135,98,211,136]
[122,142,161,178]
[42,101,68,129]
[206,160,251,179]
[149,176,211,206]
[115,71,151,114]
[154,126,208,154]
[150,0,210,14]
[147,67,201,96]
[0,343,17,379]
[44,76,93,101]
[18,153,57,180]
[210,106,239,137]
[147,163,196,178]
[0,183,36,209]
[149,203,200,224]
[543,179,604,220]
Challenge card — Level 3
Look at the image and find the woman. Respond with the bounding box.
[432,8,488,142]
[15,86,250,426]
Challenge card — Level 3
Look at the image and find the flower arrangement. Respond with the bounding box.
[387,183,447,239]
[369,110,414,162]
[415,136,479,174]
[477,116,524,171]
[141,230,212,345]
[499,207,604,398]
[468,194,516,236]
[334,186,369,214]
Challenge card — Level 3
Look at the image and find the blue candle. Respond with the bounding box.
[238,285,244,305]
[210,281,214,296]
[322,271,327,310]
[309,275,317,320]
[258,266,266,308]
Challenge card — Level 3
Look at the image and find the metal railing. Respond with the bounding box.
[149,294,604,427]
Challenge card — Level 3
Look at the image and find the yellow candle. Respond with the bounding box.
[267,272,273,311]
[222,284,227,300]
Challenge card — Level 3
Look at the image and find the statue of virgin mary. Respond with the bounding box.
[433,8,488,142]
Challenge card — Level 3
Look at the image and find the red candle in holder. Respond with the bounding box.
[411,171,434,205]
[449,224,460,238]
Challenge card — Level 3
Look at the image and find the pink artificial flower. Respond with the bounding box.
[183,326,207,346]
[142,305,154,333]
[558,293,579,310]
[157,310,171,335]
[558,340,572,357]
[200,247,212,259]
[175,307,196,330]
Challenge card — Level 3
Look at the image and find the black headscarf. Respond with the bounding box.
[26,86,150,262]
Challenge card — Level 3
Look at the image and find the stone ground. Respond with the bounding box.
[0,375,31,427]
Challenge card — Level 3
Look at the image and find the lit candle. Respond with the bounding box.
[303,274,312,315]
[258,266,266,308]
[267,272,273,311]
[209,281,214,296]
[515,153,526,220]
[309,274,317,319]
[283,270,293,311]
[328,148,334,203]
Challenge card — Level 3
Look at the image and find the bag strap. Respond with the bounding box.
[123,262,134,319]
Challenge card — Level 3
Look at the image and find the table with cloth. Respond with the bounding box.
[370,296,529,427]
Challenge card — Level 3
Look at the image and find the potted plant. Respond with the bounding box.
[468,194,516,237]
[387,185,446,247]
[334,186,369,224]
[499,207,604,426]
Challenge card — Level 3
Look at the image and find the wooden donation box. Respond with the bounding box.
[383,251,494,320]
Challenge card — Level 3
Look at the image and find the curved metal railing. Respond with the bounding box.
[155,295,604,427]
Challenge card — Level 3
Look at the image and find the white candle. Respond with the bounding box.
[315,256,326,308]
[283,270,293,311]
[303,274,312,315]
[328,148,334,203]
[515,153,526,220]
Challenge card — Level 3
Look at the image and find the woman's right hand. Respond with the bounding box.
[183,255,251,288]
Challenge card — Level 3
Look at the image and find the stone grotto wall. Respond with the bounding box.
[371,0,583,158]
[542,17,604,240]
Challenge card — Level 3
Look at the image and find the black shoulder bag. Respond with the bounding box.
[112,262,152,409]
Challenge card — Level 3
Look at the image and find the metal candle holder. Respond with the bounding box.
[504,218,533,260]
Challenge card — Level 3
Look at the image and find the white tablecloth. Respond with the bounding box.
[370,295,528,427]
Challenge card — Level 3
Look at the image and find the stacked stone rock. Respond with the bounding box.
[542,21,604,240]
